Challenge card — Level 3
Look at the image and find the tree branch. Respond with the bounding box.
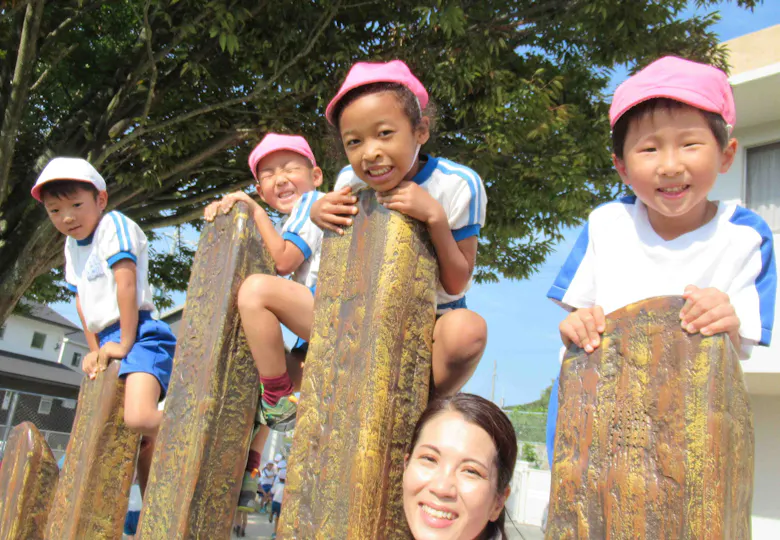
[141,0,158,121]
[0,0,45,207]
[127,176,254,219]
[31,43,78,92]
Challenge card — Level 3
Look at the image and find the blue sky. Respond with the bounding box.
[52,2,780,406]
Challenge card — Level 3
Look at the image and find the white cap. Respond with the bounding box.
[274,453,282,462]
[32,157,106,202]
[278,469,287,481]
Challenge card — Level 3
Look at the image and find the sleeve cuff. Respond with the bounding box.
[452,224,481,242]
[107,251,137,267]
[283,232,312,260]
[66,283,78,293]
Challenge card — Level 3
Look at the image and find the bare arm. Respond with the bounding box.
[75,294,100,352]
[427,213,476,295]
[113,259,139,355]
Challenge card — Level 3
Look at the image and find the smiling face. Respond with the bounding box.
[403,411,507,540]
[339,91,430,192]
[254,150,323,213]
[42,184,107,241]
[614,105,737,238]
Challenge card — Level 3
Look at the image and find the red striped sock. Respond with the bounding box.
[260,372,293,407]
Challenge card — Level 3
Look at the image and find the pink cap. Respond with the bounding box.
[325,60,429,125]
[248,133,317,180]
[609,56,735,129]
[32,157,106,202]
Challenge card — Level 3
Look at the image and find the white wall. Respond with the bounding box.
[0,315,67,362]
[506,461,551,527]
[751,394,780,539]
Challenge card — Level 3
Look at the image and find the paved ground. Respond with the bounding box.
[228,510,544,539]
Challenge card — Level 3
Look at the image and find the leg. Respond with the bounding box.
[123,372,163,436]
[238,424,271,512]
[431,309,488,396]
[237,274,314,379]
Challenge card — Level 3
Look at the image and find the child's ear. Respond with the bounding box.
[311,167,324,188]
[719,138,738,174]
[255,183,267,204]
[416,117,431,146]
[612,154,630,186]
[97,190,108,211]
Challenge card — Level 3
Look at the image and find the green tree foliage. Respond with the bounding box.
[521,442,540,467]
[0,0,759,323]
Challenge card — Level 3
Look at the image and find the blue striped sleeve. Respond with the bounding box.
[730,207,776,346]
[438,159,483,227]
[283,232,312,260]
[66,283,78,293]
[108,252,137,266]
[547,223,590,303]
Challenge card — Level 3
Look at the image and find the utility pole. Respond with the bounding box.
[490,358,497,403]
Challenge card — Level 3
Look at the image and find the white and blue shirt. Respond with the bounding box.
[334,155,487,311]
[64,211,156,333]
[548,196,776,352]
[280,190,325,289]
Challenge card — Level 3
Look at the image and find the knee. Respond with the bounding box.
[237,274,276,312]
[124,404,158,434]
[438,310,488,364]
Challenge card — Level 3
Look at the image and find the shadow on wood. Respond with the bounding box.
[278,189,438,539]
[547,296,753,540]
[0,422,58,540]
[138,202,274,539]
[46,361,140,539]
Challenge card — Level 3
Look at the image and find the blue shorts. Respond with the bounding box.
[272,501,282,516]
[291,284,317,352]
[436,296,467,316]
[261,483,273,493]
[98,311,176,398]
[124,510,141,535]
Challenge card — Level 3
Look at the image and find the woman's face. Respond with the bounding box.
[403,411,508,540]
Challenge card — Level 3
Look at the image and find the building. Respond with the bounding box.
[0,303,89,460]
[713,24,780,538]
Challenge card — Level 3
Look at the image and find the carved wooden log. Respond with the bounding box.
[0,422,58,540]
[547,296,753,540]
[278,189,438,539]
[137,202,274,539]
[46,361,140,539]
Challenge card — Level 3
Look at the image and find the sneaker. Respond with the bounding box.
[260,394,298,432]
[236,472,258,512]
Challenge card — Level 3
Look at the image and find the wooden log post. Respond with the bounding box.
[46,361,141,539]
[137,202,274,539]
[278,189,438,539]
[547,296,754,540]
[0,422,58,540]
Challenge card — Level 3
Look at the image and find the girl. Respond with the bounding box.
[403,394,517,539]
[311,60,488,396]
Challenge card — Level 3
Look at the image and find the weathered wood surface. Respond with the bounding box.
[278,189,438,540]
[138,202,274,539]
[0,422,58,540]
[46,361,140,539]
[547,296,753,540]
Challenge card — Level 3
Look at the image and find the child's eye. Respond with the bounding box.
[379,130,394,137]
[345,138,361,147]
[640,147,656,153]
[73,202,82,208]
[683,142,701,148]
[48,208,59,214]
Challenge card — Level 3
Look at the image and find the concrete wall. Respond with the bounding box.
[725,24,780,76]
[751,394,780,538]
[0,315,66,362]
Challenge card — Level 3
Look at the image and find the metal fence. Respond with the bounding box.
[0,388,77,462]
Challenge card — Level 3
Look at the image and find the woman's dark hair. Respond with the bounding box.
[408,393,518,540]
[39,179,99,201]
[331,82,434,132]
[611,97,730,160]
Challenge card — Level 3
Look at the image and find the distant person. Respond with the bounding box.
[123,479,143,538]
[33,158,176,493]
[258,461,277,513]
[403,393,517,539]
[269,470,286,539]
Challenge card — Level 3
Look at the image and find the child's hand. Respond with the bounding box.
[680,285,740,338]
[82,351,99,379]
[559,306,606,353]
[376,181,445,224]
[93,342,130,378]
[310,186,358,235]
[204,192,256,221]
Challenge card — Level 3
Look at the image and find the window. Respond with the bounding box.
[31,332,47,349]
[38,397,53,415]
[61,399,76,410]
[71,352,83,367]
[746,141,780,231]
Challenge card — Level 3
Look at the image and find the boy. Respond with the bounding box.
[545,56,777,465]
[269,471,286,539]
[32,157,176,492]
[203,133,324,510]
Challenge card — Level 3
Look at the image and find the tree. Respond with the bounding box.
[0,0,760,324]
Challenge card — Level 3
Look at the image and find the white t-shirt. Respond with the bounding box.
[271,482,285,504]
[548,196,776,353]
[65,211,156,333]
[334,156,487,311]
[260,466,276,485]
[280,191,324,290]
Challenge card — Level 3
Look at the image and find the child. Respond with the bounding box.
[203,133,323,510]
[311,60,488,396]
[269,471,286,539]
[545,56,777,466]
[32,157,176,492]
[258,460,277,512]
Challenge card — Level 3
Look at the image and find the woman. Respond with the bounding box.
[403,394,517,539]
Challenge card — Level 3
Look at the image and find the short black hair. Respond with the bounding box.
[611,98,730,159]
[39,180,99,201]
[331,82,428,132]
